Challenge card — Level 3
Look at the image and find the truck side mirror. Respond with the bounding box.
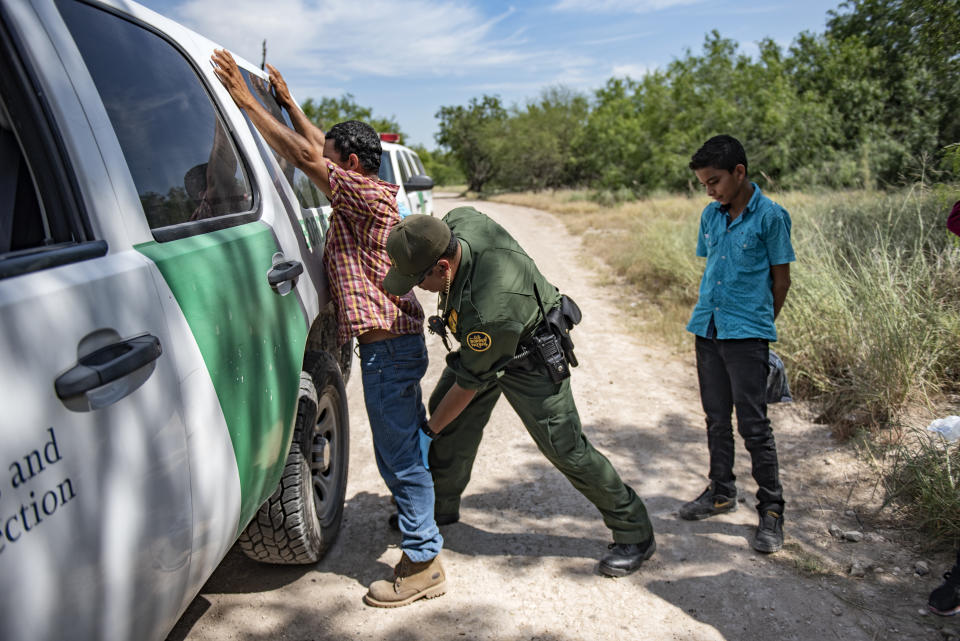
[404,174,434,192]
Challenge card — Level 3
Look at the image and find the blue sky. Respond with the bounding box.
[138,0,844,148]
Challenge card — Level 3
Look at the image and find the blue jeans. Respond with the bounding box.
[359,333,442,561]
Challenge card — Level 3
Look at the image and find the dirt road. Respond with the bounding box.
[167,196,951,641]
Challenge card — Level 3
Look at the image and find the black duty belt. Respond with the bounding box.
[503,288,582,382]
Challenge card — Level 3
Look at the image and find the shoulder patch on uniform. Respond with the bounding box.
[466,331,492,352]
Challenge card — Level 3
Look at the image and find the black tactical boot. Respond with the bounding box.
[598,535,657,577]
[751,508,784,553]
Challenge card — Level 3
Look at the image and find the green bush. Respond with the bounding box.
[590,187,640,207]
[409,145,464,187]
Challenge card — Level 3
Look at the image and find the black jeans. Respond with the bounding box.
[695,335,784,512]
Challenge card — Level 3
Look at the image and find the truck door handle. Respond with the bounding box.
[267,260,303,287]
[55,334,162,408]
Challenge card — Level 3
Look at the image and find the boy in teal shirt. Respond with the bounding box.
[682,135,794,553]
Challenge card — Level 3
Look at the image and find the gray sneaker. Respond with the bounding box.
[678,485,738,520]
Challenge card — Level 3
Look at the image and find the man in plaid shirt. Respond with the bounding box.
[212,50,446,607]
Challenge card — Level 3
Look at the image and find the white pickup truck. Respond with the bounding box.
[0,1,353,640]
[378,135,435,217]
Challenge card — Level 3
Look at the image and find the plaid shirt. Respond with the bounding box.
[324,162,424,345]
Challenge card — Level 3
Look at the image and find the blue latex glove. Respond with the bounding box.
[418,429,432,470]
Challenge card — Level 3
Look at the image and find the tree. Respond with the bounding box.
[430,0,960,194]
[826,0,960,180]
[409,144,465,187]
[499,86,589,191]
[300,93,403,138]
[435,95,507,192]
[575,76,648,189]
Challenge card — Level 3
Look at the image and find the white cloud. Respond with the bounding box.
[581,32,653,46]
[610,62,655,78]
[173,0,530,78]
[727,3,788,15]
[553,0,703,13]
[454,50,659,99]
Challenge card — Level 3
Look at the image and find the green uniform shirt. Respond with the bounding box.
[439,207,561,389]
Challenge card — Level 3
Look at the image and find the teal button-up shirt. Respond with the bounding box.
[686,183,795,341]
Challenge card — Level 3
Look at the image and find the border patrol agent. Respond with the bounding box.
[383,207,656,577]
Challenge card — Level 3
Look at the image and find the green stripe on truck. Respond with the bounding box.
[136,222,307,535]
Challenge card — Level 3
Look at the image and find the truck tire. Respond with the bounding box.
[238,351,349,564]
[339,338,354,384]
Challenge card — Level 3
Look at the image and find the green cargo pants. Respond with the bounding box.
[427,364,653,544]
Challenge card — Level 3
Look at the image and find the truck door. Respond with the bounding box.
[394,146,418,213]
[51,0,311,581]
[406,149,434,216]
[0,4,192,640]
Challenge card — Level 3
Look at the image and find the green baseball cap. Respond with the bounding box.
[383,215,452,296]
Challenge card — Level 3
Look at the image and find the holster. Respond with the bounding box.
[544,294,582,367]
[507,293,583,381]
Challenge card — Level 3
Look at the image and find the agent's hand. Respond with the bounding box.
[418,418,438,470]
[265,63,293,109]
[211,49,254,110]
[418,428,432,470]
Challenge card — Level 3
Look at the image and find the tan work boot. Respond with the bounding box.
[363,552,446,608]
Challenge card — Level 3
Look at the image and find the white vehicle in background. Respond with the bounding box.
[0,1,353,640]
[378,134,435,217]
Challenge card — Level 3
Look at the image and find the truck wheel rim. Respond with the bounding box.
[310,386,341,526]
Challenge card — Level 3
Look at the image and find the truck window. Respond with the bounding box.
[56,0,254,231]
[239,71,330,210]
[0,110,44,254]
[0,22,101,280]
[378,152,396,185]
[410,151,426,176]
[396,150,412,184]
